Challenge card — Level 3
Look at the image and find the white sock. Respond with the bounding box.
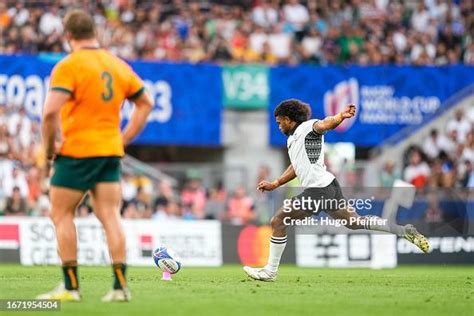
[264,235,287,272]
[362,215,405,236]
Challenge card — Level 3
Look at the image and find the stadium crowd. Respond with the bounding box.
[1,99,473,221]
[0,0,473,65]
[0,0,473,222]
[0,100,271,222]
[380,108,474,191]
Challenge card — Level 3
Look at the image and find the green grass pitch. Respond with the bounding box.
[0,264,472,316]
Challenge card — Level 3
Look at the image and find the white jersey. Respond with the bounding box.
[287,119,335,188]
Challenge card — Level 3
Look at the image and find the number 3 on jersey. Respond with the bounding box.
[101,71,113,101]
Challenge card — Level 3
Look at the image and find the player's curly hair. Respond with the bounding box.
[274,99,312,123]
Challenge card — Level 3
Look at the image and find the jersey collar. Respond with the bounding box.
[288,122,302,136]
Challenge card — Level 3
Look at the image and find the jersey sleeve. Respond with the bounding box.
[126,67,145,100]
[49,61,75,95]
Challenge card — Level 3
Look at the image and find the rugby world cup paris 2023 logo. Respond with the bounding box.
[324,78,359,132]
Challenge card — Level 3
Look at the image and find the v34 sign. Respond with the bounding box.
[222,65,269,109]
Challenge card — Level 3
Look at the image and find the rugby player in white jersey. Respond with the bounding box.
[244,99,429,281]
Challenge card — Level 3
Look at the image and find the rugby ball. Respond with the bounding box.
[153,247,182,274]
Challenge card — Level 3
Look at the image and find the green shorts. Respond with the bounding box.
[51,155,121,191]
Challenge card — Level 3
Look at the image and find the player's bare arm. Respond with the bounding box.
[257,164,296,192]
[41,90,71,173]
[312,104,356,133]
[121,91,154,145]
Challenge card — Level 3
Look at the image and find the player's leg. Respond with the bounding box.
[91,183,126,264]
[91,176,130,302]
[328,209,429,253]
[244,205,308,281]
[90,182,130,301]
[37,186,84,301]
[267,206,307,270]
[326,179,429,252]
[329,207,404,233]
[87,157,130,301]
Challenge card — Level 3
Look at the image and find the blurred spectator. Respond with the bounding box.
[121,173,137,204]
[181,179,207,219]
[135,175,153,205]
[411,34,436,64]
[34,192,50,217]
[427,158,444,188]
[134,186,151,217]
[76,204,91,218]
[468,107,474,124]
[204,182,227,220]
[438,151,456,187]
[404,150,430,188]
[380,160,401,187]
[155,180,179,204]
[249,26,267,54]
[207,34,232,62]
[152,197,171,220]
[167,201,183,219]
[423,129,441,160]
[227,186,255,225]
[462,131,474,164]
[8,2,29,27]
[428,0,448,23]
[3,166,29,198]
[26,166,41,208]
[283,0,309,34]
[0,3,11,29]
[462,161,474,188]
[267,23,293,63]
[438,129,458,158]
[260,41,278,64]
[7,107,32,149]
[338,22,364,63]
[446,110,472,144]
[438,24,461,54]
[252,0,278,28]
[122,202,139,219]
[301,27,322,63]
[4,187,27,216]
[435,42,449,65]
[232,32,260,63]
[411,3,430,33]
[39,5,63,36]
[183,30,207,63]
[464,43,474,64]
[359,0,386,22]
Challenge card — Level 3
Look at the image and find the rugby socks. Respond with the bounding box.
[265,236,287,272]
[62,260,79,291]
[112,263,127,290]
[362,215,405,236]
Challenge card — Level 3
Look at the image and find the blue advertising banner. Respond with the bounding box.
[0,55,222,146]
[269,66,474,146]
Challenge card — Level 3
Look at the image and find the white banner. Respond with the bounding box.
[0,217,222,267]
[295,233,397,268]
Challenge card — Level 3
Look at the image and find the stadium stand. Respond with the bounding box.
[0,0,472,224]
[0,0,472,65]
